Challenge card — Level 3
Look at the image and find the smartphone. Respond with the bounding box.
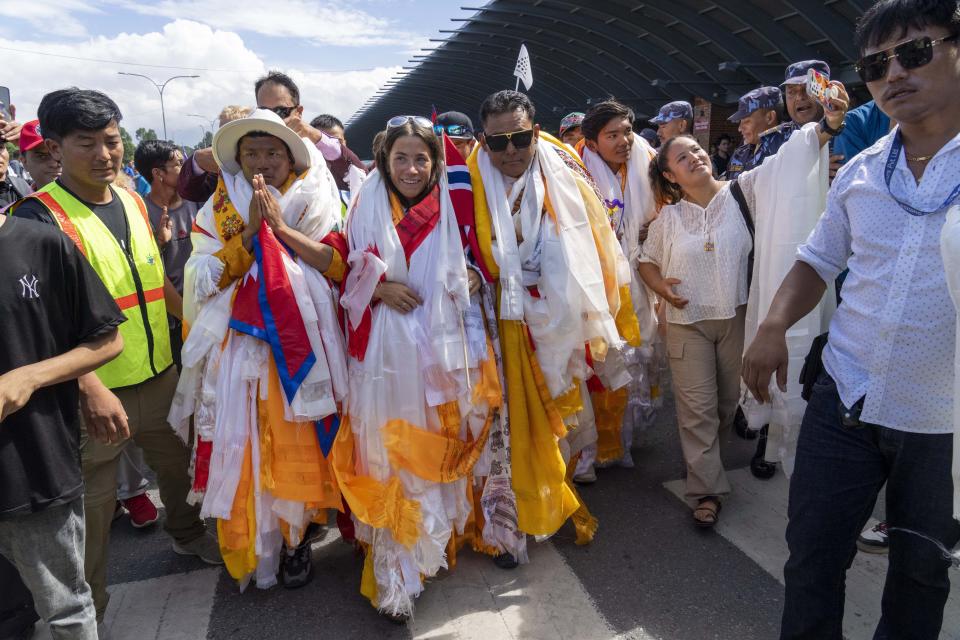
[0,86,10,121]
[805,69,837,110]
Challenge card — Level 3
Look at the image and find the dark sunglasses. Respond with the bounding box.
[484,128,534,152]
[267,105,296,119]
[855,34,958,83]
[434,124,472,138]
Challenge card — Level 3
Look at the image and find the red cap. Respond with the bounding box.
[19,120,44,153]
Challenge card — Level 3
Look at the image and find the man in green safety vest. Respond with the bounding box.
[11,88,223,624]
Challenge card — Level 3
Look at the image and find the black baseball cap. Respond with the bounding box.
[435,111,474,138]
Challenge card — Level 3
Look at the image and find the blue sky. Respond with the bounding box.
[0,0,479,145]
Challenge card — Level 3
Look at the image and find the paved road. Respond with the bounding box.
[32,389,960,640]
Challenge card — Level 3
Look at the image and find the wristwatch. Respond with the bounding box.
[818,117,845,137]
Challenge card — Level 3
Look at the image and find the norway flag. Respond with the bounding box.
[443,134,493,283]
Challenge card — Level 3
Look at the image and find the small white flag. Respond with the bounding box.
[513,43,533,91]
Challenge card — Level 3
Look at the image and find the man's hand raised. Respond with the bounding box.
[284,109,322,145]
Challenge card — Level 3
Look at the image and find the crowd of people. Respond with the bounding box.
[1,0,959,638]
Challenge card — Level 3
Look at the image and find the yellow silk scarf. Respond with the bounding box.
[468,133,610,537]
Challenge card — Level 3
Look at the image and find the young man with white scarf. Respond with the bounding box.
[169,108,350,591]
[576,100,660,479]
[466,90,640,557]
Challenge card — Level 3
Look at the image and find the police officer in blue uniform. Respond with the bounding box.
[725,86,784,180]
[650,100,694,146]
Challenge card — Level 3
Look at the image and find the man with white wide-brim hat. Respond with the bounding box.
[170,107,351,591]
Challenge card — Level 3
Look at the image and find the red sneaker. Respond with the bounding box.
[121,493,158,528]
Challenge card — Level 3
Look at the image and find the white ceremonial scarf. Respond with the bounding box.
[342,168,471,403]
[341,168,474,614]
[477,136,622,397]
[580,134,656,270]
[580,134,659,343]
[741,122,834,475]
[940,205,960,520]
[167,141,346,590]
[170,140,347,432]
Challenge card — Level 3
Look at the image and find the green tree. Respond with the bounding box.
[195,131,213,150]
[135,127,158,143]
[119,127,136,164]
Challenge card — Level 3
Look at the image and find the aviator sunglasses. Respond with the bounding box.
[483,128,534,152]
[267,105,297,119]
[386,115,434,130]
[855,34,958,83]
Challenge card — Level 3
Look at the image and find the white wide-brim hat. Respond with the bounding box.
[213,108,312,176]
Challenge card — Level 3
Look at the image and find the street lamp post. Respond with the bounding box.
[187,114,216,147]
[117,72,199,140]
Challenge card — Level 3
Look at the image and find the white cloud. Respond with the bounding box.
[0,0,101,38]
[3,19,398,148]
[115,0,420,47]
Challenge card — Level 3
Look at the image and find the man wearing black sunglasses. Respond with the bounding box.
[179,72,365,203]
[467,90,638,570]
[254,71,365,193]
[742,1,960,638]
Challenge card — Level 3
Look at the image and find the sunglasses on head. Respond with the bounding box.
[267,105,296,119]
[855,34,958,83]
[434,124,472,138]
[483,128,535,152]
[386,115,434,130]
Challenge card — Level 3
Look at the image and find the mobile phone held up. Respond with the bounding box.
[0,86,11,121]
[805,69,837,111]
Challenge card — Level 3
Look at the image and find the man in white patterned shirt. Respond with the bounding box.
[742,1,960,638]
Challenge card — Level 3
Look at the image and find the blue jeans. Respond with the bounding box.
[781,373,960,639]
[0,498,97,640]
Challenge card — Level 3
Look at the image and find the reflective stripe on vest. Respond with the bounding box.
[32,183,173,388]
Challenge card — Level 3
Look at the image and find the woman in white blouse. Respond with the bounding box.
[638,89,847,527]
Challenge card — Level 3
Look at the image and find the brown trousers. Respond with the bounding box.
[80,367,205,620]
[666,306,745,504]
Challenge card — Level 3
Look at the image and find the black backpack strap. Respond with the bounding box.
[730,179,755,290]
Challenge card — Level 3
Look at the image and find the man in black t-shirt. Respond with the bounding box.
[11,87,220,624]
[0,214,125,640]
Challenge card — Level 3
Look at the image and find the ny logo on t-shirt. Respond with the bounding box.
[19,274,39,299]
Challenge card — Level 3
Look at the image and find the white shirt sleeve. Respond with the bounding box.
[639,210,667,267]
[734,158,761,220]
[796,184,852,284]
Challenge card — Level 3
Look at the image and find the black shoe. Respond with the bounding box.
[380,610,410,625]
[493,553,519,570]
[750,425,777,479]
[734,406,757,440]
[280,539,314,589]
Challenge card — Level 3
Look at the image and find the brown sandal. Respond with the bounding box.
[693,497,722,528]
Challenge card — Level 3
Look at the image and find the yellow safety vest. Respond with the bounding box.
[26,183,173,388]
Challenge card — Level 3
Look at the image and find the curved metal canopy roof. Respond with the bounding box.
[345,0,868,153]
